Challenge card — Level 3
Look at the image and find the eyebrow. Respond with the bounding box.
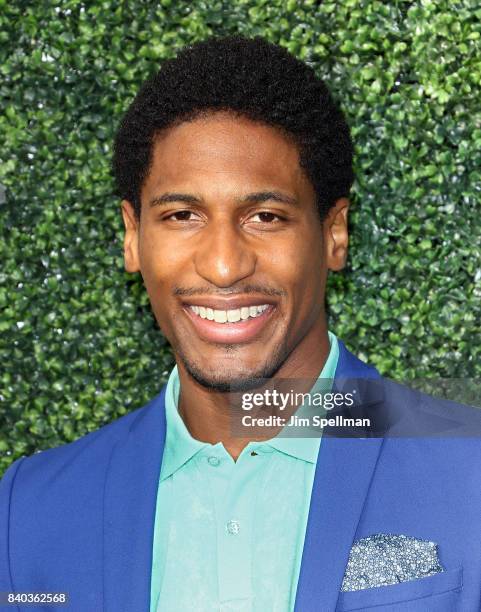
[149,190,298,208]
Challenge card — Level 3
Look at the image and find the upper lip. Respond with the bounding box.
[181,296,277,310]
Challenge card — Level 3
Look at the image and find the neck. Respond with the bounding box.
[175,321,331,461]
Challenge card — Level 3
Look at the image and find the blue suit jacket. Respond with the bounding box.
[1,340,481,611]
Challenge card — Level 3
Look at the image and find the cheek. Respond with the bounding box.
[138,229,186,285]
[262,232,323,292]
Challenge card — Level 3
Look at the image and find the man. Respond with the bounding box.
[1,36,480,611]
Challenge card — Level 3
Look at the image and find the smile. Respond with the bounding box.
[183,302,275,344]
[189,304,269,323]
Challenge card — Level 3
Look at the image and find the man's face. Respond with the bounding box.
[122,112,347,390]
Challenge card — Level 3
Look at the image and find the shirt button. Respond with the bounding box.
[207,456,220,466]
[226,520,240,535]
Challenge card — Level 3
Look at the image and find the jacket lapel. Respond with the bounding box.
[294,341,385,611]
[103,386,167,612]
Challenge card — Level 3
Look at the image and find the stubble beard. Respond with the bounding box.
[173,337,293,393]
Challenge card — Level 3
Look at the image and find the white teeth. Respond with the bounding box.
[190,304,270,323]
[227,309,241,322]
[213,310,227,323]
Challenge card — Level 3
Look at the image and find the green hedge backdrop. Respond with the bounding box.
[1,0,480,474]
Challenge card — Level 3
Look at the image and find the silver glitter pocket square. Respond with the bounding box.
[341,533,444,592]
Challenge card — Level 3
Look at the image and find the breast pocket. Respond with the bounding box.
[336,567,463,612]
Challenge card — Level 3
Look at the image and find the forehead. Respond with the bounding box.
[142,112,310,198]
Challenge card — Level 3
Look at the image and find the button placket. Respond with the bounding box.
[216,449,264,604]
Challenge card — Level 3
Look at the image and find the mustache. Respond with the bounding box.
[173,284,286,297]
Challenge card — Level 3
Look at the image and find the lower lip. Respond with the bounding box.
[183,305,276,344]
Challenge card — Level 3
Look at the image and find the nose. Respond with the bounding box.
[194,219,257,288]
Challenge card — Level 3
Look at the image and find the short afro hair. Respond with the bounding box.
[112,35,354,221]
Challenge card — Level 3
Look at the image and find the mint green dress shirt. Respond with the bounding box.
[150,332,339,612]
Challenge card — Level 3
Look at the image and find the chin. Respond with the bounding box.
[189,371,268,393]
[178,347,289,393]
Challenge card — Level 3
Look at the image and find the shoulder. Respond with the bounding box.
[336,341,481,472]
[337,340,481,439]
[368,377,481,489]
[0,387,166,498]
[379,376,481,437]
[0,389,164,592]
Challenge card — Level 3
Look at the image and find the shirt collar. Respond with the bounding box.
[159,366,207,481]
[160,331,339,478]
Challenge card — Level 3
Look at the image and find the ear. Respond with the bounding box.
[323,197,349,271]
[121,200,141,273]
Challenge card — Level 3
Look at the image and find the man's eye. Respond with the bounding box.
[249,212,281,223]
[168,210,197,221]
